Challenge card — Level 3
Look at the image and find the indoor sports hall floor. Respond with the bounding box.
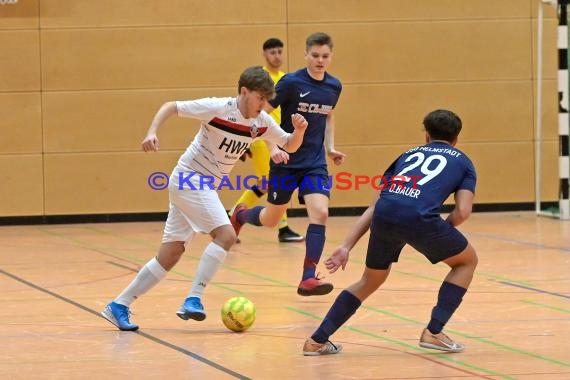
[1,212,569,379]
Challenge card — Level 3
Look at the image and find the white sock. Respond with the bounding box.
[114,257,167,307]
[188,242,227,299]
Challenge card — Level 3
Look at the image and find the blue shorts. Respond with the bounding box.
[365,214,468,270]
[265,167,331,205]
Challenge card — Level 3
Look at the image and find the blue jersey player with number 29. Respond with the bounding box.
[302,109,478,356]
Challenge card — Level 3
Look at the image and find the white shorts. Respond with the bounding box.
[161,173,230,243]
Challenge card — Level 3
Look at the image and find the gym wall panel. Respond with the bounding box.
[460,142,536,203]
[531,1,558,18]
[42,88,236,153]
[287,0,531,22]
[531,17,558,81]
[335,81,536,145]
[0,1,560,217]
[286,21,531,84]
[40,25,287,91]
[0,30,40,91]
[322,141,537,208]
[0,0,38,29]
[539,140,559,200]
[43,152,179,215]
[0,93,42,154]
[536,79,560,141]
[39,0,286,28]
[0,155,43,216]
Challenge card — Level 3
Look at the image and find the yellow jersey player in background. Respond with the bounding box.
[229,38,304,243]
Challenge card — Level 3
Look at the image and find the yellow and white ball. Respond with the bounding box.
[221,296,256,332]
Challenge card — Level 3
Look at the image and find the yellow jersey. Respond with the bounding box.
[264,67,285,125]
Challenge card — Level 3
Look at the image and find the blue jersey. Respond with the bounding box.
[268,68,342,169]
[376,141,476,220]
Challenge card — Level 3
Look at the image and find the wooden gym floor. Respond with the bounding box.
[0,212,569,379]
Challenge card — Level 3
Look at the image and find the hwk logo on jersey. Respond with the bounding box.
[228,116,237,122]
[250,124,259,138]
[219,137,250,156]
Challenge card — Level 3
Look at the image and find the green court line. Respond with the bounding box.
[78,226,297,288]
[83,226,294,287]
[40,226,294,290]
[391,269,442,283]
[397,254,535,287]
[520,299,570,314]
[86,225,536,288]
[326,227,536,287]
[324,241,535,287]
[349,255,535,287]
[38,226,146,264]
[363,305,570,369]
[287,306,516,380]
[37,227,242,295]
[471,272,534,287]
[38,226,292,297]
[44,225,569,369]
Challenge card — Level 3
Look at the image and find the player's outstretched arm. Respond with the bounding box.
[446,189,474,227]
[267,141,290,164]
[141,101,178,152]
[281,113,308,153]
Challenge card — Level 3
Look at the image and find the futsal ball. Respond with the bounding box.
[221,296,256,332]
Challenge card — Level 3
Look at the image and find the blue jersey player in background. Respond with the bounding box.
[231,32,346,296]
[302,109,478,355]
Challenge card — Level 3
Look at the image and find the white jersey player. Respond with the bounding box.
[174,96,294,186]
[102,66,308,331]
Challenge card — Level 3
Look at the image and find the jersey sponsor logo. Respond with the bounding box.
[297,102,333,114]
[250,124,259,138]
[300,91,311,98]
[209,117,268,138]
[218,137,250,156]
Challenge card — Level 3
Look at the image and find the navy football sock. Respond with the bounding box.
[237,206,263,226]
[302,224,326,280]
[311,290,362,343]
[427,281,467,334]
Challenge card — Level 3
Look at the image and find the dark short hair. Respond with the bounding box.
[306,32,333,50]
[263,38,284,51]
[423,109,463,142]
[237,66,275,99]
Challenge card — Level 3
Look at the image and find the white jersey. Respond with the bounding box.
[173,97,289,187]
